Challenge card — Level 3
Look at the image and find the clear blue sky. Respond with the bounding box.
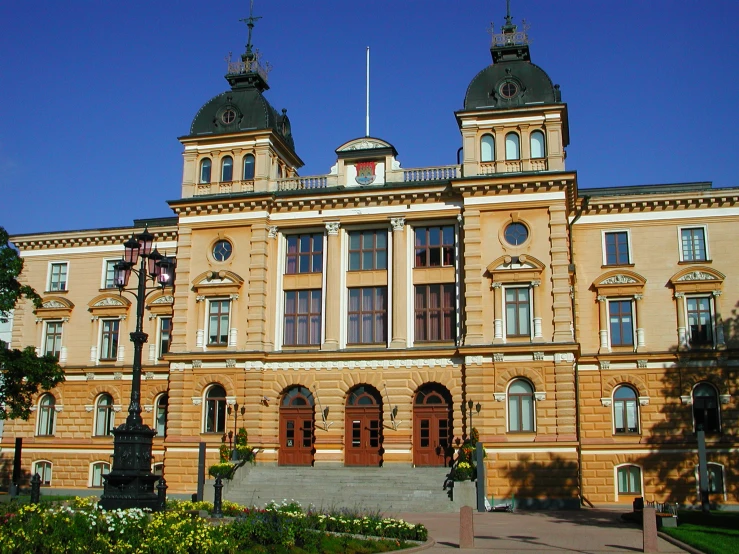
[1,1,737,235]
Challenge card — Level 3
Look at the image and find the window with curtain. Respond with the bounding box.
[243,154,255,180]
[686,297,713,346]
[44,321,62,358]
[159,317,171,357]
[33,461,52,486]
[199,159,211,184]
[155,393,168,437]
[284,290,322,346]
[609,300,634,347]
[347,287,387,344]
[90,462,110,487]
[530,130,545,158]
[37,394,56,436]
[285,234,323,274]
[48,262,68,292]
[681,227,707,261]
[348,230,387,271]
[221,156,233,182]
[613,385,639,433]
[617,465,641,494]
[208,300,230,345]
[100,319,120,360]
[480,134,495,162]
[104,260,118,289]
[414,226,455,267]
[508,379,534,432]
[95,394,115,436]
[205,385,227,433]
[414,284,455,342]
[505,287,531,337]
[693,383,720,434]
[604,231,630,265]
[505,133,520,160]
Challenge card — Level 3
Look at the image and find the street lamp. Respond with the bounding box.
[99,227,175,511]
[462,400,482,441]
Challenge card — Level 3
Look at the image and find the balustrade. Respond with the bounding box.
[403,165,459,182]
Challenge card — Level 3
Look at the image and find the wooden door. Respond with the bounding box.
[279,408,314,465]
[413,406,451,466]
[345,407,382,466]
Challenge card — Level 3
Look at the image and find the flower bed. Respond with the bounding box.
[0,497,427,553]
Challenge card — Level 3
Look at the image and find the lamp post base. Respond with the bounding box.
[99,422,161,511]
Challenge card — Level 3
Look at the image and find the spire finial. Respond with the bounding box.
[239,0,262,58]
[505,0,512,26]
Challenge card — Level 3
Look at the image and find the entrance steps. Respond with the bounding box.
[222,464,457,514]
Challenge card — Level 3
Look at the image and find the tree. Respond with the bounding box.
[0,226,65,420]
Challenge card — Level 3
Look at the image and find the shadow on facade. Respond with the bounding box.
[501,455,579,509]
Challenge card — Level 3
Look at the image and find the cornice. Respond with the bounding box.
[452,173,577,211]
[582,192,739,215]
[11,227,178,252]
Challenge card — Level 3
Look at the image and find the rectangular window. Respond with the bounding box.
[103,260,117,289]
[604,231,630,265]
[609,300,634,347]
[414,284,455,342]
[208,300,230,345]
[617,466,641,494]
[285,233,323,274]
[100,319,120,360]
[505,287,531,337]
[284,290,322,346]
[91,463,109,487]
[348,230,388,271]
[415,226,455,267]
[347,287,387,344]
[48,262,68,291]
[681,227,707,261]
[44,321,63,358]
[687,297,713,346]
[159,317,172,356]
[34,462,52,486]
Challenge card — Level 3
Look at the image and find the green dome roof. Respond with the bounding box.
[463,60,560,111]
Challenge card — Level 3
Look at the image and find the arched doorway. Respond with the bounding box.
[345,385,383,466]
[279,386,315,466]
[413,384,453,466]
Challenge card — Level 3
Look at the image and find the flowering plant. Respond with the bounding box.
[453,461,474,481]
[208,462,236,480]
[219,443,230,463]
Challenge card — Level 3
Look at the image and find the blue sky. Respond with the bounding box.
[1,0,737,235]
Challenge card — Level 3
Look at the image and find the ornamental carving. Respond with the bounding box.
[93,297,124,307]
[600,274,637,285]
[192,360,203,368]
[600,398,612,407]
[494,393,506,402]
[191,397,202,406]
[225,359,236,368]
[677,271,718,281]
[325,222,340,235]
[267,225,278,238]
[113,372,122,380]
[339,139,385,151]
[42,300,66,308]
[152,295,174,305]
[145,372,155,380]
[390,217,405,231]
[533,352,544,361]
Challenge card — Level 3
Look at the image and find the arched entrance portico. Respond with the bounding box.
[279,386,315,466]
[413,384,453,466]
[345,385,383,466]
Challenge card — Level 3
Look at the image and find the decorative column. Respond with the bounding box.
[246,224,273,351]
[195,296,206,348]
[228,293,239,348]
[634,294,646,349]
[390,218,408,348]
[674,292,687,347]
[713,290,725,346]
[322,222,341,351]
[532,280,543,342]
[492,282,504,343]
[597,295,609,351]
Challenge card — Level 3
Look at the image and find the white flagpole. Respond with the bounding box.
[366,46,370,137]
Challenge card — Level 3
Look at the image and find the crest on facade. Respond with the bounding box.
[355,161,377,186]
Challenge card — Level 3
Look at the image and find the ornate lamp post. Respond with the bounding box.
[463,400,482,441]
[99,227,175,511]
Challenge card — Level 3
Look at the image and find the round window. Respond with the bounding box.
[221,109,236,124]
[504,222,529,246]
[212,240,233,262]
[500,81,519,99]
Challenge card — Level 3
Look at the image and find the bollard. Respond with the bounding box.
[642,506,658,553]
[30,473,41,504]
[213,477,224,518]
[459,506,474,549]
[157,477,168,511]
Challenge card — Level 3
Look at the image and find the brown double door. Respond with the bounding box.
[345,406,382,466]
[279,407,314,466]
[413,405,451,466]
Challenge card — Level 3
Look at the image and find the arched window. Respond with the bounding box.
[205,384,227,433]
[199,159,212,184]
[155,393,168,437]
[508,379,534,432]
[281,386,314,407]
[95,393,115,436]
[37,394,56,436]
[617,464,642,495]
[221,156,233,182]
[530,130,545,158]
[480,134,495,162]
[505,133,520,160]
[243,154,255,180]
[693,383,720,434]
[90,461,110,487]
[33,461,52,486]
[277,165,283,178]
[613,385,639,434]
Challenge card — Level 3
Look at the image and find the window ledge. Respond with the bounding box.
[44,289,68,294]
[600,264,635,269]
[678,259,712,265]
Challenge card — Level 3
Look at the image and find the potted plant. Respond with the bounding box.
[208,462,235,480]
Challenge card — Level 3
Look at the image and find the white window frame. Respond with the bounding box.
[614,463,643,501]
[157,316,172,358]
[612,384,640,434]
[684,294,716,348]
[98,318,121,361]
[691,382,721,434]
[202,383,228,434]
[505,132,520,160]
[199,158,212,184]
[154,393,168,437]
[506,378,536,433]
[89,461,110,488]
[94,393,115,436]
[678,225,709,262]
[206,298,231,346]
[42,319,63,358]
[529,129,546,159]
[606,297,636,349]
[32,460,53,486]
[502,284,533,340]
[694,462,727,501]
[601,230,632,266]
[480,134,495,162]
[47,261,69,292]
[101,258,119,290]
[36,393,57,436]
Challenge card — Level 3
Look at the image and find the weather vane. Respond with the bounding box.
[239,0,262,55]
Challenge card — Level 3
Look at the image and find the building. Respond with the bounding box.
[1,10,737,508]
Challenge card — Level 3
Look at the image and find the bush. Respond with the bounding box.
[208,462,236,480]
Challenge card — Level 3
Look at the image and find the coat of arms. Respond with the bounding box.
[355,161,377,186]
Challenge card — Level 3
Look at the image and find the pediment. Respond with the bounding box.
[670,266,725,294]
[34,296,75,318]
[592,270,646,295]
[336,137,394,152]
[88,294,131,316]
[192,270,244,295]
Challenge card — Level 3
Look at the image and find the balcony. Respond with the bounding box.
[194,180,254,197]
[402,165,458,182]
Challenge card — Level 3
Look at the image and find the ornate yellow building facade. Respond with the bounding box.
[2,15,737,508]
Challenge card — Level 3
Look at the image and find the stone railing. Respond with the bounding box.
[194,180,254,197]
[505,161,522,173]
[276,175,336,191]
[403,165,459,182]
[531,159,548,171]
[479,162,496,175]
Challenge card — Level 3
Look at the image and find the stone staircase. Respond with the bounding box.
[217,464,458,514]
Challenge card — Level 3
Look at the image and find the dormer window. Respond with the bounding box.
[199,159,211,184]
[505,133,520,160]
[221,156,233,182]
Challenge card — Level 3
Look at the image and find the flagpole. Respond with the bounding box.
[366,46,370,137]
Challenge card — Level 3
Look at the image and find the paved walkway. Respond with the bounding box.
[399,510,687,553]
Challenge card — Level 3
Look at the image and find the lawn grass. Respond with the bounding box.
[661,510,739,554]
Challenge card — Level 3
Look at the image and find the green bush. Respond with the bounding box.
[208,462,236,479]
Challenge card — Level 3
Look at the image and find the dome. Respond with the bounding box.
[463,60,560,111]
